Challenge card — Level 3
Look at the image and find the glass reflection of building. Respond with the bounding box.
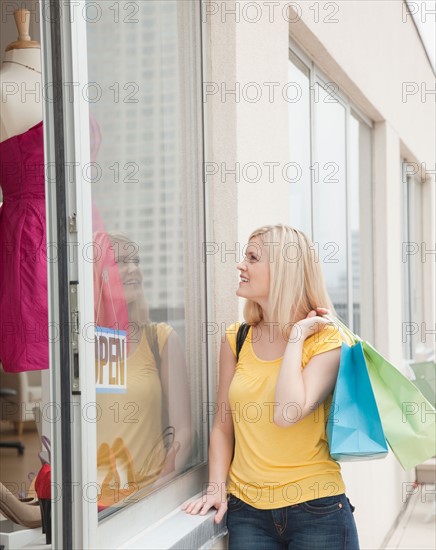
[87,2,183,325]
[333,230,360,332]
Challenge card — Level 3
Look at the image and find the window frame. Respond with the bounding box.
[289,39,375,340]
[401,160,425,360]
[40,1,212,547]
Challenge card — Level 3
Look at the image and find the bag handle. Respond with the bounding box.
[323,314,361,345]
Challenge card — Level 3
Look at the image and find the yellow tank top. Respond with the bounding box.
[96,322,172,506]
[226,322,346,509]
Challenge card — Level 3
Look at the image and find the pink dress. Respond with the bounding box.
[0,121,48,372]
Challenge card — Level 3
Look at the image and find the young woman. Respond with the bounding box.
[183,224,359,549]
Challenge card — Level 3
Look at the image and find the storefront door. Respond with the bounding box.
[40,1,207,547]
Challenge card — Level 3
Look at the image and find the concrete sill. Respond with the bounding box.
[119,505,227,550]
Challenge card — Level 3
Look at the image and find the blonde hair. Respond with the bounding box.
[243,224,336,332]
[106,231,150,326]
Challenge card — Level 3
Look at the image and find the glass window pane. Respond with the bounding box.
[288,52,312,236]
[312,83,348,322]
[402,170,424,360]
[411,178,424,359]
[87,0,203,519]
[349,115,360,332]
[349,114,372,336]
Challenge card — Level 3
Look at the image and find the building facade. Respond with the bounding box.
[0,1,434,548]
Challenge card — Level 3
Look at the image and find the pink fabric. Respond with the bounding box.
[89,111,102,163]
[89,115,128,333]
[0,116,105,373]
[0,121,48,372]
[92,231,129,339]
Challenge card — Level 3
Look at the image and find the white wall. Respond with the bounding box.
[235,11,290,239]
[203,5,239,371]
[206,1,434,549]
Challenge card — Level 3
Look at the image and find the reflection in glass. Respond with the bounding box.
[94,232,191,512]
[313,83,348,322]
[288,52,312,236]
[349,115,360,333]
[349,114,372,335]
[85,0,203,517]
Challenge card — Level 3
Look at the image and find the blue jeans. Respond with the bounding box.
[226,493,360,550]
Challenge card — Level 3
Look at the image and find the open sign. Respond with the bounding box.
[95,327,127,393]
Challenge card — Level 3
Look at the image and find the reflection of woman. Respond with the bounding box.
[93,231,191,510]
[184,224,359,549]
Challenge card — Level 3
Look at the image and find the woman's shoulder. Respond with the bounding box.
[226,321,244,333]
[155,321,173,334]
[304,322,346,356]
[225,321,248,339]
[224,321,251,356]
[148,322,174,354]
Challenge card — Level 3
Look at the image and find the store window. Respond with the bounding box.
[401,161,424,360]
[86,0,206,521]
[288,46,373,338]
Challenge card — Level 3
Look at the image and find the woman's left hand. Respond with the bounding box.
[293,307,332,342]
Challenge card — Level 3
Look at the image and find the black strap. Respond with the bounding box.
[236,322,250,362]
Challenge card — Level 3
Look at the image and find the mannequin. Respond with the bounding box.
[0,8,48,373]
[0,8,42,141]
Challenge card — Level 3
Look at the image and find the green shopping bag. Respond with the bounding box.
[363,343,436,469]
[326,316,436,470]
[409,361,436,408]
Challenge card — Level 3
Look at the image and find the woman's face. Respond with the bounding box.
[236,236,270,306]
[112,240,144,306]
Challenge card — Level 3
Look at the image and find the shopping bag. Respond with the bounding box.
[326,315,436,470]
[409,361,436,408]
[363,343,436,470]
[327,340,389,461]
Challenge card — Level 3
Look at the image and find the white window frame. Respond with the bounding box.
[40,1,215,548]
[401,159,425,360]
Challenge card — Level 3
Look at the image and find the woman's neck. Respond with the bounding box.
[258,307,307,327]
[127,302,150,329]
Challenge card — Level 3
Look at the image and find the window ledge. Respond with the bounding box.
[119,501,227,550]
[0,520,46,549]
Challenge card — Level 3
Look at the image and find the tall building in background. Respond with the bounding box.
[87,1,184,315]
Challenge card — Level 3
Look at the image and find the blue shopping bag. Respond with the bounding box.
[327,341,389,461]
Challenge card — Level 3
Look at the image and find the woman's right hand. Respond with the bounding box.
[181,492,228,524]
[181,335,236,525]
[307,306,331,318]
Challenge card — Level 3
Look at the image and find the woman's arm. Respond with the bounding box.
[182,334,236,524]
[274,315,342,427]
